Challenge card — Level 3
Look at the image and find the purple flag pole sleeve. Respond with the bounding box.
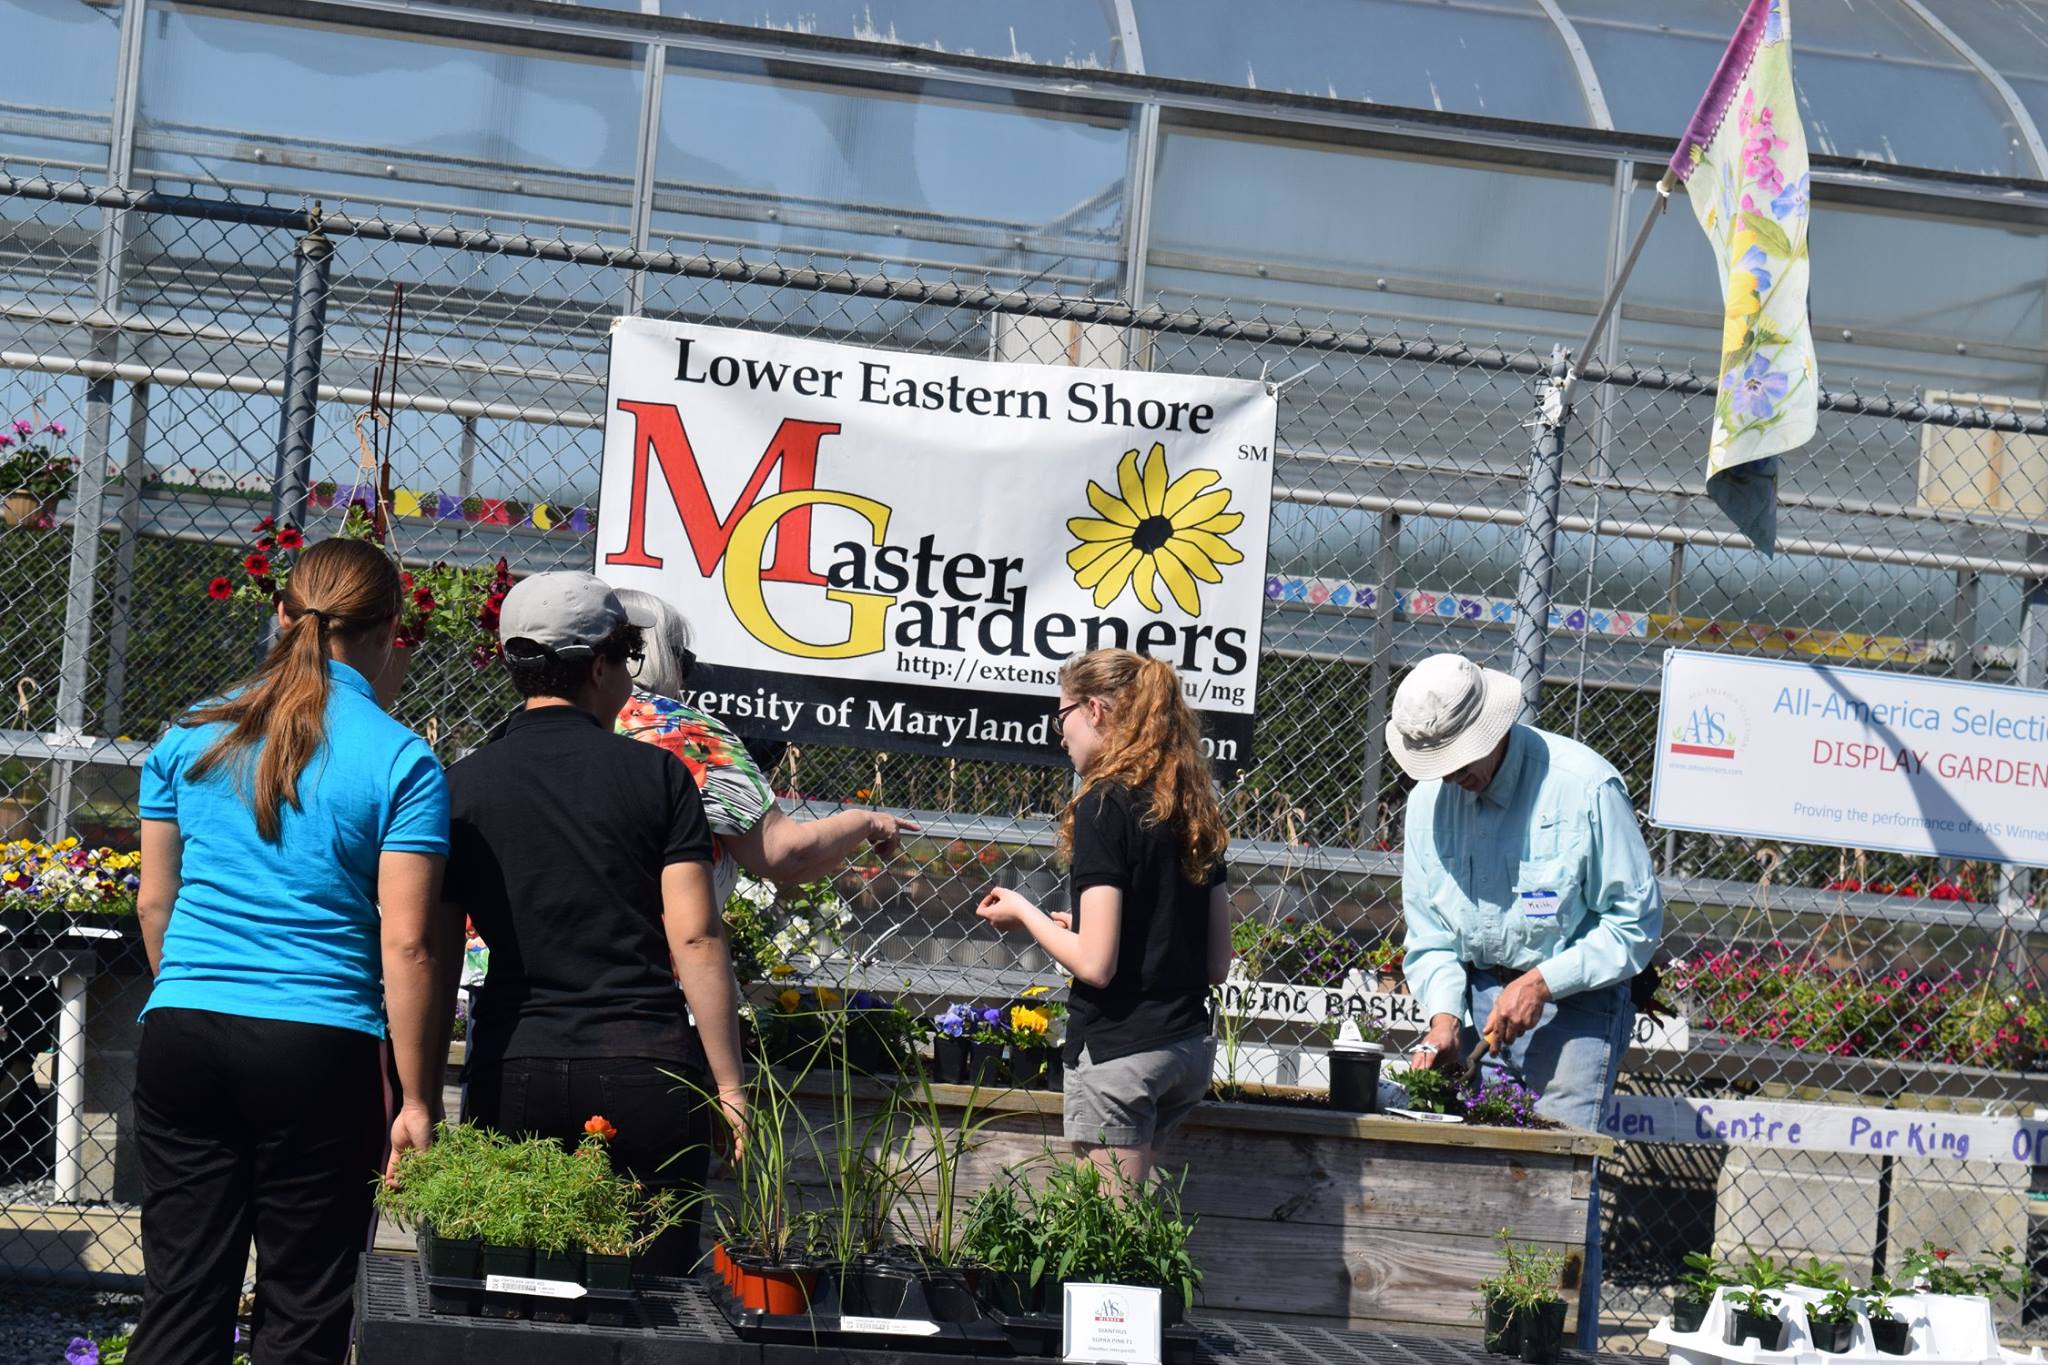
[1668,0,1774,184]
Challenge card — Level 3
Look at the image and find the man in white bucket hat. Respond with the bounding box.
[1390,651,1663,1127]
[1391,652,1663,1350]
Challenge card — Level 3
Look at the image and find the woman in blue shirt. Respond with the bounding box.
[131,537,453,1365]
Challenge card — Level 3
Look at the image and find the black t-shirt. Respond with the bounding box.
[444,704,713,1068]
[1064,781,1227,1066]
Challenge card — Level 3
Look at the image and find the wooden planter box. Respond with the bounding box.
[767,1078,1610,1338]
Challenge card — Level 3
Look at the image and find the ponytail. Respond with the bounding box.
[184,538,402,841]
[1055,648,1230,881]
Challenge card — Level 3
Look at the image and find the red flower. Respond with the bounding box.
[413,588,436,613]
[207,576,233,600]
[276,526,305,551]
[256,536,275,552]
[244,552,271,576]
[257,516,276,531]
[583,1115,617,1142]
[1935,1248,1952,1262]
[400,572,415,591]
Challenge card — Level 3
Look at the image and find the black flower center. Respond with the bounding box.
[1132,515,1174,553]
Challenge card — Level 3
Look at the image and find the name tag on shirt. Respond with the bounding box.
[1519,890,1560,920]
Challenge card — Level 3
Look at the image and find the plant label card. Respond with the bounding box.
[1062,1282,1163,1365]
[840,1315,942,1336]
[483,1274,586,1299]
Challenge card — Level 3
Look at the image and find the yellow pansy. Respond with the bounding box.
[769,963,798,980]
[1010,1006,1051,1035]
[816,987,842,1009]
[777,989,802,1013]
[1021,984,1051,998]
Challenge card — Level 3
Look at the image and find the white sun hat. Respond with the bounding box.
[1386,653,1522,781]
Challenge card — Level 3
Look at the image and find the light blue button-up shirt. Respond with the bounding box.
[1402,724,1664,1024]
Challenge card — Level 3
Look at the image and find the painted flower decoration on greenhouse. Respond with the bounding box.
[1066,442,1243,614]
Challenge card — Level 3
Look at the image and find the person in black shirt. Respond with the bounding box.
[442,572,746,1274]
[976,649,1232,1182]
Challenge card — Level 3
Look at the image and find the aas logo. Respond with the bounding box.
[1667,687,1744,760]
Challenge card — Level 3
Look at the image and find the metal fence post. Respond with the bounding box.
[1511,344,1573,723]
[1355,508,1401,843]
[268,214,334,535]
[45,359,118,840]
[101,382,151,738]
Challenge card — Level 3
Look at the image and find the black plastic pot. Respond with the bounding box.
[1809,1312,1854,1353]
[1670,1295,1710,1334]
[1328,1045,1384,1113]
[844,1028,887,1076]
[482,1243,533,1279]
[1484,1296,1527,1355]
[1044,1053,1065,1092]
[1008,1049,1054,1090]
[1725,1306,1785,1350]
[420,1228,482,1281]
[843,1264,916,1317]
[1518,1299,1566,1364]
[920,1269,980,1325]
[584,1252,631,1293]
[1871,1317,1911,1355]
[982,1268,1035,1316]
[932,1036,968,1084]
[965,1040,1004,1088]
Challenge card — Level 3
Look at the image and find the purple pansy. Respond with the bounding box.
[1725,353,1792,423]
[933,1003,973,1038]
[979,1007,1004,1030]
[850,991,887,1011]
[66,1338,99,1365]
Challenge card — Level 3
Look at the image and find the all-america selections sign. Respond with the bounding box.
[595,318,1277,767]
[1651,648,2048,864]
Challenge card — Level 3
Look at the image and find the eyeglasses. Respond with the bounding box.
[1052,701,1086,738]
[625,648,646,679]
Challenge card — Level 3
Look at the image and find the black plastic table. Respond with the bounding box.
[355,1254,1634,1365]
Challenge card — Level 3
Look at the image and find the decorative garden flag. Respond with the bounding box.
[1668,0,1815,555]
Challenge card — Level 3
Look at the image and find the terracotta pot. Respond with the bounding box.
[733,1255,816,1316]
[1,492,55,529]
[711,1241,735,1291]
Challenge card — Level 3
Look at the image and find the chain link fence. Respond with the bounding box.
[2,165,2045,1344]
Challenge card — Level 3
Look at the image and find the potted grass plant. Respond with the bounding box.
[961,1181,1039,1315]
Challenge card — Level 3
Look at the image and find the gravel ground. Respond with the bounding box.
[0,1284,140,1364]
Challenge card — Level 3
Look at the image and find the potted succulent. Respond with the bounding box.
[1864,1275,1910,1356]
[1671,1250,1727,1334]
[1723,1251,1788,1350]
[1793,1260,1855,1354]
[1325,1017,1386,1113]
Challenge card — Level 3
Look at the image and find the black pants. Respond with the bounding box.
[467,1056,712,1275]
[130,1007,384,1365]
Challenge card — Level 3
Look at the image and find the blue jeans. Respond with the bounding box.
[1465,968,1632,1351]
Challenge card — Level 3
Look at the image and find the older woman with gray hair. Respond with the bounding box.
[612,588,914,902]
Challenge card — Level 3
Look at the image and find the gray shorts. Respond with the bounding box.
[1063,1034,1215,1149]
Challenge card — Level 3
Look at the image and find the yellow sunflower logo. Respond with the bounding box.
[1065,443,1244,614]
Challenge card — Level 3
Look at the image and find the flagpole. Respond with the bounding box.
[1507,169,1675,721]
[1563,168,1676,409]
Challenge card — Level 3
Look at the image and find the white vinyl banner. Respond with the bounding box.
[1601,1095,2048,1166]
[595,318,1277,769]
[1651,648,2048,864]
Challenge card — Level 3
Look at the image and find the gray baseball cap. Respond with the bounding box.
[498,572,653,656]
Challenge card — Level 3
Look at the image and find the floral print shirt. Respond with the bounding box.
[615,687,775,906]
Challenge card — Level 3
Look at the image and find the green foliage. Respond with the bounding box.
[1476,1229,1566,1310]
[1903,1243,2030,1300]
[376,1122,684,1255]
[1678,1251,1729,1306]
[959,1180,1036,1275]
[1397,1064,1462,1114]
[1015,1159,1203,1309]
[1863,1275,1902,1321]
[1730,1248,1787,1318]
